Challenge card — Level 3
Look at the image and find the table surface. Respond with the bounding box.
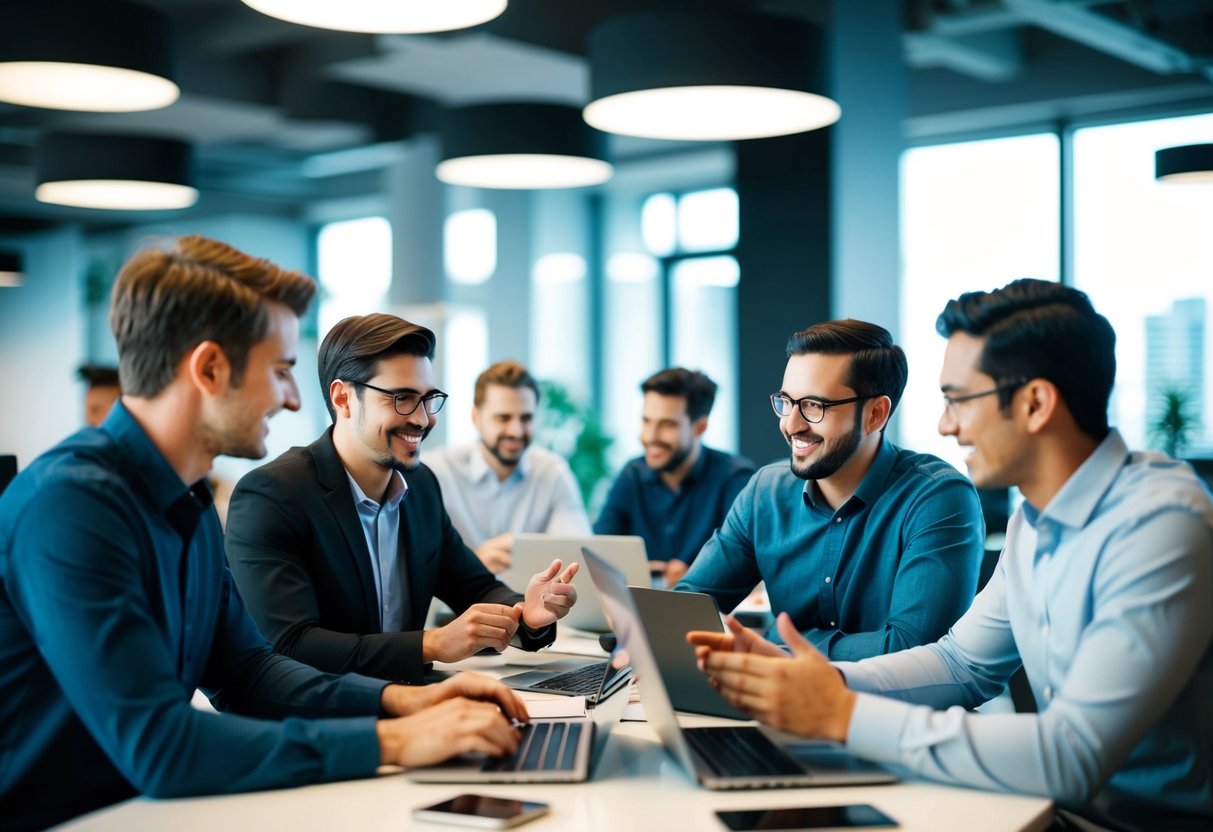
[58,635,1054,832]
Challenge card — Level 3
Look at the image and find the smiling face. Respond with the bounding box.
[778,352,867,482]
[203,300,301,460]
[640,392,702,473]
[937,332,1024,489]
[346,352,438,473]
[473,383,535,470]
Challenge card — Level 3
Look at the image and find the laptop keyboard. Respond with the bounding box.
[481,721,584,773]
[534,661,613,694]
[683,727,805,778]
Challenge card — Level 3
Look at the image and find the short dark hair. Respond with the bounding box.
[786,319,908,417]
[474,360,540,407]
[109,235,315,397]
[642,368,718,421]
[77,364,121,390]
[936,278,1114,440]
[318,313,436,422]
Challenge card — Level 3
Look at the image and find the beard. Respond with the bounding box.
[199,390,271,461]
[482,433,530,469]
[788,407,862,481]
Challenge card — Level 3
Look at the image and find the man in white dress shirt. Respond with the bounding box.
[427,360,590,574]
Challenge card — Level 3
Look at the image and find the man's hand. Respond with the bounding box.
[663,559,689,586]
[687,613,789,663]
[476,532,514,574]
[688,612,856,742]
[521,559,578,628]
[376,698,521,768]
[422,603,522,663]
[380,672,529,724]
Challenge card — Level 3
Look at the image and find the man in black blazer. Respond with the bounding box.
[226,314,578,683]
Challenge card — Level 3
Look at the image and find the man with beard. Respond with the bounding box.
[426,360,590,575]
[0,239,530,830]
[689,284,1212,831]
[677,320,983,658]
[225,314,578,683]
[595,368,756,585]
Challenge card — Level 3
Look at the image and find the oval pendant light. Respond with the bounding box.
[1156,144,1213,183]
[241,0,508,34]
[35,134,198,211]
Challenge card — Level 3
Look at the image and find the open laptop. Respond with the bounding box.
[509,533,650,633]
[409,658,628,784]
[628,586,747,720]
[582,545,897,790]
[501,656,632,702]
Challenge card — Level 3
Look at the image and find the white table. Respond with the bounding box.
[59,638,1054,832]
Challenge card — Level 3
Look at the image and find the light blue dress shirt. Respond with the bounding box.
[679,439,983,658]
[346,471,407,633]
[426,443,589,549]
[840,430,1213,831]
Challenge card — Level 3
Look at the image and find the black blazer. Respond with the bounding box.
[226,429,551,683]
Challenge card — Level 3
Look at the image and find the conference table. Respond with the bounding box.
[58,634,1054,832]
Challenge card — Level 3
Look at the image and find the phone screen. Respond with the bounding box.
[716,804,897,830]
[414,794,550,828]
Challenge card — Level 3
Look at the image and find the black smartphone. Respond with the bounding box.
[716,804,897,831]
[413,794,550,829]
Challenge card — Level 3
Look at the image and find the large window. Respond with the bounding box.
[899,134,1060,470]
[1072,112,1213,456]
[317,216,392,339]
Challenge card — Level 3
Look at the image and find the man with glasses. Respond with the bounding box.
[689,282,1213,830]
[677,319,984,658]
[226,314,578,683]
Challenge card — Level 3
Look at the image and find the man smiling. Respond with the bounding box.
[678,319,984,658]
[226,314,578,683]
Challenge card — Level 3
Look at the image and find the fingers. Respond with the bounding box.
[534,558,562,582]
[686,630,733,651]
[775,611,817,657]
[445,672,530,724]
[559,562,579,583]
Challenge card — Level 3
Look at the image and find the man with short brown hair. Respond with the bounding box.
[427,359,590,574]
[0,237,527,831]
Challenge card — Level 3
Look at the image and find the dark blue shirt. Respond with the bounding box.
[678,439,984,660]
[594,445,755,566]
[0,403,384,830]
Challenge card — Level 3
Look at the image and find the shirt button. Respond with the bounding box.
[1043,686,1053,701]
[829,621,836,627]
[834,517,842,524]
[824,576,831,584]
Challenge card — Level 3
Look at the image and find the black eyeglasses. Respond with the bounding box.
[769,393,869,424]
[941,379,1028,411]
[352,381,448,416]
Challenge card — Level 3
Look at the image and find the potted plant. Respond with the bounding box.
[1149,385,1200,458]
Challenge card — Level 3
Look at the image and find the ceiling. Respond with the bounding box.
[1,0,1212,232]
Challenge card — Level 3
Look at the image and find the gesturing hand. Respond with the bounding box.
[521,558,578,628]
[686,613,790,666]
[689,612,856,742]
[422,603,522,663]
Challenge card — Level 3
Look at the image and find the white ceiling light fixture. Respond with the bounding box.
[35,133,198,211]
[241,0,507,34]
[0,0,179,113]
[437,103,613,190]
[584,10,840,142]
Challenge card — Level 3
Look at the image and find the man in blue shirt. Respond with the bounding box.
[690,280,1213,831]
[594,367,755,585]
[0,237,527,830]
[678,320,984,658]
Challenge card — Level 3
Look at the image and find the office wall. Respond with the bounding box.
[0,227,87,470]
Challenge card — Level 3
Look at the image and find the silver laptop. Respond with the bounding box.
[509,534,650,633]
[408,659,628,784]
[581,545,897,790]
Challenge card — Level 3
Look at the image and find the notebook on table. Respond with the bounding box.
[508,533,650,633]
[408,658,628,784]
[581,545,897,790]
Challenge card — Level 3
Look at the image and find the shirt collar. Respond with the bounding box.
[100,400,204,514]
[346,468,408,510]
[1034,429,1127,530]
[802,435,896,511]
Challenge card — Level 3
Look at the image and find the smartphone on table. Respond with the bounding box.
[413,794,550,828]
[716,803,897,830]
